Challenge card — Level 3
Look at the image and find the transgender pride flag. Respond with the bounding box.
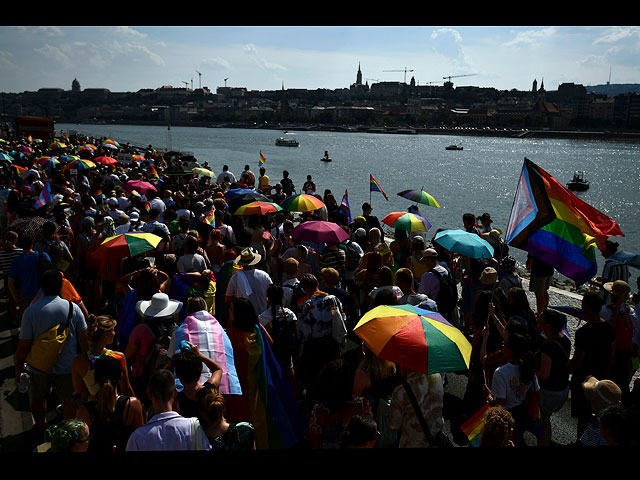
[171,310,242,395]
[34,180,53,209]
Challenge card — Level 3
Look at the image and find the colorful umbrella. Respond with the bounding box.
[48,141,66,149]
[93,155,119,166]
[280,194,325,212]
[132,154,146,162]
[123,179,157,195]
[58,155,81,163]
[38,157,60,169]
[224,188,255,199]
[233,201,282,216]
[354,304,472,375]
[102,139,120,147]
[192,167,216,178]
[18,146,34,154]
[397,189,441,208]
[9,216,50,239]
[382,211,432,232]
[227,192,270,213]
[0,152,13,162]
[433,229,494,259]
[290,220,349,244]
[93,232,162,261]
[64,159,96,172]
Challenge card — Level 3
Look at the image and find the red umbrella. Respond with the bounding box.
[93,155,119,166]
[123,179,157,195]
[290,220,349,244]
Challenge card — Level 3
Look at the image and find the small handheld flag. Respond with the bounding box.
[34,181,53,209]
[339,189,353,224]
[259,151,266,167]
[460,403,490,447]
[370,174,388,201]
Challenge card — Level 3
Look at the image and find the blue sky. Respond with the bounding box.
[1,26,639,94]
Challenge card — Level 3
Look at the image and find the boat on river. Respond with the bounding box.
[445,144,463,150]
[567,170,589,191]
[320,150,332,162]
[276,132,299,147]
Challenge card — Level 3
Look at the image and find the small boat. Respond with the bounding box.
[445,144,463,150]
[567,170,590,191]
[275,132,299,147]
[320,150,332,162]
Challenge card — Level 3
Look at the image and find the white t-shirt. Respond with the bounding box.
[177,253,207,273]
[491,362,539,410]
[225,268,273,315]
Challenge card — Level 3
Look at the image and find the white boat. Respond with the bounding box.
[275,132,299,147]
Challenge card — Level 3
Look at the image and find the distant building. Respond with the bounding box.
[72,78,81,93]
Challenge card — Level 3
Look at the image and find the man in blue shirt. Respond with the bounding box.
[126,369,211,451]
[8,233,51,316]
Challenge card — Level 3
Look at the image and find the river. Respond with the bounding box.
[56,123,640,285]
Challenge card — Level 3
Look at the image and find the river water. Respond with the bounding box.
[57,123,640,284]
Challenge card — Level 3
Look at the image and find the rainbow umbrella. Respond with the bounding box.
[0,152,13,162]
[233,201,282,216]
[354,304,471,375]
[38,157,60,169]
[397,189,441,208]
[280,193,325,212]
[102,139,120,147]
[382,211,432,232]
[93,232,162,261]
[93,155,118,166]
[64,159,96,171]
[48,141,66,149]
[132,154,146,162]
[290,220,349,244]
[58,155,81,163]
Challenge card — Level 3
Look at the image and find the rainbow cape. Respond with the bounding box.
[172,310,242,395]
[460,403,490,447]
[259,151,266,167]
[369,174,388,201]
[505,158,623,286]
[247,325,307,449]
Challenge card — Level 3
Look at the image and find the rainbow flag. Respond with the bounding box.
[460,403,490,447]
[247,324,307,449]
[505,158,623,286]
[147,165,159,179]
[259,151,266,167]
[34,180,53,209]
[370,174,388,201]
[203,209,215,226]
[172,310,242,395]
[339,189,352,224]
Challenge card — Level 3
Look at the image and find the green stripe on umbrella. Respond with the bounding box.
[280,194,325,212]
[382,211,431,232]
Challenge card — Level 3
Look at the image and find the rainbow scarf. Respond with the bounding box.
[369,174,388,200]
[172,310,241,395]
[506,158,623,286]
[247,325,307,449]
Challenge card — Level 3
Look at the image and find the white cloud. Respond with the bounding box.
[33,44,72,69]
[243,43,287,72]
[503,27,558,48]
[593,27,640,45]
[202,57,232,69]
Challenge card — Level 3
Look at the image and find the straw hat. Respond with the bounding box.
[582,376,621,411]
[603,280,631,298]
[480,266,498,285]
[136,293,183,319]
[234,247,262,266]
[482,228,504,247]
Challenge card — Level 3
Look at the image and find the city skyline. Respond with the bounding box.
[2,26,639,95]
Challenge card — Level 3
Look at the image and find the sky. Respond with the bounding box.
[1,26,639,94]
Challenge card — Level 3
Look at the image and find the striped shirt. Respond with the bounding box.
[0,247,23,274]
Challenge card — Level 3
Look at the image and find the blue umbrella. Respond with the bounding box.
[608,251,640,269]
[224,188,255,199]
[434,229,494,259]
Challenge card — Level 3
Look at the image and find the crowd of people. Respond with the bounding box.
[2,128,640,453]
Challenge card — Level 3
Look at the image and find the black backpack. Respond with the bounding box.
[283,282,307,316]
[269,308,296,364]
[341,240,361,272]
[142,321,175,378]
[430,268,458,317]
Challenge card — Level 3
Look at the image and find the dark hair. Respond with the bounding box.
[299,273,319,291]
[230,297,258,333]
[94,355,123,419]
[316,358,355,411]
[371,288,399,308]
[342,414,378,447]
[41,269,63,296]
[479,406,515,447]
[582,291,604,315]
[17,233,33,250]
[599,403,632,446]
[541,309,567,334]
[463,213,476,225]
[173,350,203,384]
[505,333,536,384]
[147,369,176,403]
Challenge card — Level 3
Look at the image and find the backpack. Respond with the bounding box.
[26,300,73,373]
[430,268,458,317]
[283,282,307,316]
[142,321,175,377]
[340,241,361,273]
[269,308,296,364]
[609,305,634,351]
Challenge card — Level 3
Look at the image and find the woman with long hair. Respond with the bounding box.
[72,314,134,404]
[196,384,255,451]
[485,332,540,446]
[75,355,144,452]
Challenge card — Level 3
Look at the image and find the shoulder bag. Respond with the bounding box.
[402,379,453,448]
[26,300,74,374]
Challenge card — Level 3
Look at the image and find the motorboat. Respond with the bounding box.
[275,132,299,147]
[445,144,463,150]
[567,170,589,191]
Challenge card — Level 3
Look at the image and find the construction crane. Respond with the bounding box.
[196,70,202,89]
[442,73,477,84]
[383,68,414,84]
[364,78,380,83]
[181,81,189,89]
